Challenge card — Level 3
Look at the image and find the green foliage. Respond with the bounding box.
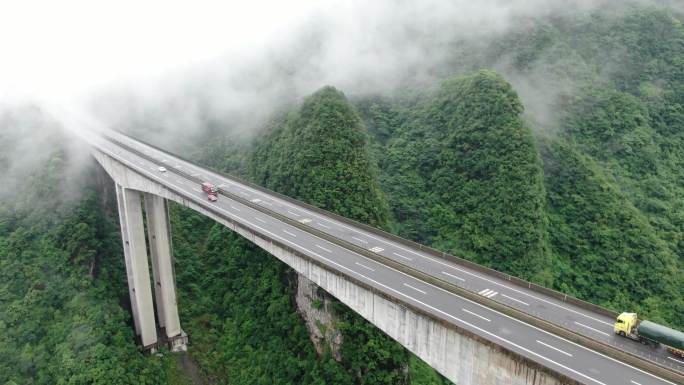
[252,86,391,229]
[368,71,551,283]
[359,7,684,329]
[0,155,176,384]
[542,142,681,321]
[5,5,684,385]
[248,85,451,384]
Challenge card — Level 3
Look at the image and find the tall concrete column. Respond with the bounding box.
[116,184,158,350]
[144,193,187,351]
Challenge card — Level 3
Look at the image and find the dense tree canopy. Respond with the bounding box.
[2,5,684,384]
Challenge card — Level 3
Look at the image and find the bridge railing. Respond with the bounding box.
[97,132,684,384]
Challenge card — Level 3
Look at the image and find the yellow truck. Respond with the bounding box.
[614,312,684,358]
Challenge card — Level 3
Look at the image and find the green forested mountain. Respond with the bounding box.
[1,4,684,385]
[0,136,177,384]
[370,71,550,283]
[354,7,684,329]
[251,86,390,229]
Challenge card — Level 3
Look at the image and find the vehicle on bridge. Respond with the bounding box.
[615,312,684,358]
[201,182,218,202]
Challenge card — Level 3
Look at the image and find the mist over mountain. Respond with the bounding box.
[1,1,684,384]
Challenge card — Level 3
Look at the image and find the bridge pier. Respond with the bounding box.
[116,184,158,350]
[144,193,187,352]
[115,184,187,352]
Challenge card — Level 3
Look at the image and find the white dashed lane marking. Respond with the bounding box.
[355,262,375,272]
[537,340,573,357]
[574,322,610,336]
[315,244,332,253]
[393,252,413,261]
[441,271,465,282]
[502,294,529,306]
[462,308,491,322]
[403,283,426,294]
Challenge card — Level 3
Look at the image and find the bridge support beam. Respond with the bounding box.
[115,184,158,350]
[144,193,187,352]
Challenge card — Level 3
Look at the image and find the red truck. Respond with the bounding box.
[201,182,218,202]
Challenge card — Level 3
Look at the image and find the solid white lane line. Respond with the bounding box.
[537,340,573,357]
[316,244,332,253]
[107,144,669,384]
[230,206,241,212]
[574,322,610,336]
[255,217,267,224]
[631,381,642,385]
[441,271,465,281]
[226,181,613,328]
[106,144,670,385]
[287,210,301,217]
[198,199,610,385]
[393,252,413,261]
[283,230,297,237]
[462,308,491,322]
[403,283,426,294]
[352,236,368,244]
[355,262,375,272]
[479,288,492,295]
[502,294,530,306]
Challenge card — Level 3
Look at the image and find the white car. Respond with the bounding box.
[158,166,167,172]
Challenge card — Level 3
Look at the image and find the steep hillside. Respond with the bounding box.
[0,124,178,384]
[360,8,684,328]
[251,86,450,384]
[252,86,390,229]
[496,7,684,327]
[369,71,550,283]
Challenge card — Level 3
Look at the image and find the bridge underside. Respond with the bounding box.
[94,149,573,384]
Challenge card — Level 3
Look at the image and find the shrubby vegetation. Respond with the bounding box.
[0,142,177,384]
[369,71,551,283]
[172,86,451,384]
[358,7,684,328]
[2,4,684,384]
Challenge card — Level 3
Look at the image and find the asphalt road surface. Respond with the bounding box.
[84,129,682,385]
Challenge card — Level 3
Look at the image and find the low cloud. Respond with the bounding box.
[0,0,678,190]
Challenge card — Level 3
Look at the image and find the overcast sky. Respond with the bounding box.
[1,1,627,107]
[2,0,675,140]
[0,1,329,105]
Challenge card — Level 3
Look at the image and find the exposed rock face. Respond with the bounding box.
[295,274,342,360]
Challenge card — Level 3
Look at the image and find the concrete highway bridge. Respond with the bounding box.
[78,128,683,385]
